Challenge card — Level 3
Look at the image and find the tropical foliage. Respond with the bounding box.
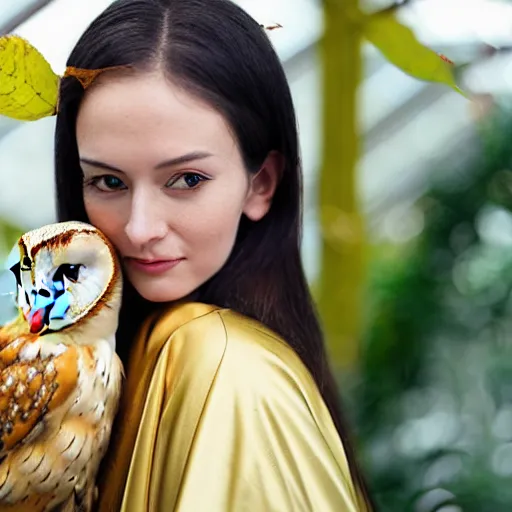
[353,108,512,510]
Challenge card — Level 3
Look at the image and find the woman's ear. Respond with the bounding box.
[243,150,284,221]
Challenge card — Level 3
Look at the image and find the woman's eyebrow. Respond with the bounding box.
[155,151,213,169]
[80,158,124,173]
[79,151,213,173]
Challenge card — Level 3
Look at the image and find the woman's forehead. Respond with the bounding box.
[76,72,237,159]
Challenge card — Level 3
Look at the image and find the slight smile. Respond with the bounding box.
[125,258,185,274]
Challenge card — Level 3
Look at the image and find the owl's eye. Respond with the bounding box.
[21,257,31,271]
[53,264,83,283]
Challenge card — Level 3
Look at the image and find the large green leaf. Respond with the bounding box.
[362,10,464,94]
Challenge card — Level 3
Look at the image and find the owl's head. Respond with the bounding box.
[7,221,122,335]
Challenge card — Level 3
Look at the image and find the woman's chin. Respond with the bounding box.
[140,289,188,303]
[130,280,192,303]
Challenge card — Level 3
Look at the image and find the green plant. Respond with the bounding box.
[351,107,512,510]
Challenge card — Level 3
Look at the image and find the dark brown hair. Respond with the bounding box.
[54,0,372,505]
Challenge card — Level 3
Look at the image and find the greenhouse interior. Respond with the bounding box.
[2,0,512,509]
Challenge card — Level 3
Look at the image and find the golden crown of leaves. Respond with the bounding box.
[0,24,283,123]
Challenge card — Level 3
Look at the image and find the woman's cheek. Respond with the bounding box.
[85,198,125,244]
[201,213,242,268]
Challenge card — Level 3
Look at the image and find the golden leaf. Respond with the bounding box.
[0,35,60,121]
[362,11,464,94]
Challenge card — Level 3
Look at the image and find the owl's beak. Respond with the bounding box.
[26,289,54,333]
[28,308,47,333]
[26,285,71,334]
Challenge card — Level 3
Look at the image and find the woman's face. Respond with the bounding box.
[77,72,278,302]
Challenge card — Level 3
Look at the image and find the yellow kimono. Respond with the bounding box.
[97,302,366,511]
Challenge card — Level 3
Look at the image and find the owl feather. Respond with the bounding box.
[0,222,124,511]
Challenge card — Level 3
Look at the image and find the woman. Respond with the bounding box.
[55,0,372,510]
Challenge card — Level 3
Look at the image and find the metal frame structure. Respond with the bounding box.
[0,0,54,35]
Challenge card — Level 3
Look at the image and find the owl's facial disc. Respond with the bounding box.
[7,221,121,336]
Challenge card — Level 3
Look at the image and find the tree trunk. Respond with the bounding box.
[317,0,365,370]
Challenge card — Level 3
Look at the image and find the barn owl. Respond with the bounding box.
[0,221,124,511]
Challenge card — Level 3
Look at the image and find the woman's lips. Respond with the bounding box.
[125,258,184,274]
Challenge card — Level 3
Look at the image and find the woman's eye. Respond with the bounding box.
[89,175,127,192]
[166,173,207,190]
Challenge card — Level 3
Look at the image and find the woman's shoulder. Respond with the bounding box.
[149,302,341,446]
[150,301,317,396]
[146,304,363,511]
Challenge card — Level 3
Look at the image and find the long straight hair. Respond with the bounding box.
[54,0,372,505]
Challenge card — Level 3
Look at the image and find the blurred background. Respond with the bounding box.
[2,0,512,509]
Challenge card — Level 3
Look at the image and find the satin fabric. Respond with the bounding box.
[97,302,366,511]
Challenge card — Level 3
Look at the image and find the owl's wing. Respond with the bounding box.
[0,332,79,456]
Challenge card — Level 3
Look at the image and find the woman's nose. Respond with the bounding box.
[124,190,168,247]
